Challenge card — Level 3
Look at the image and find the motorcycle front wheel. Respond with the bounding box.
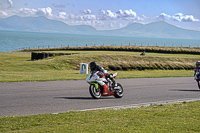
[114,83,124,98]
[89,84,101,99]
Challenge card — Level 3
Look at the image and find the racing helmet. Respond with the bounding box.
[196,61,200,68]
[89,61,97,71]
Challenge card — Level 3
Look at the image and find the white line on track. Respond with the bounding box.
[76,98,200,112]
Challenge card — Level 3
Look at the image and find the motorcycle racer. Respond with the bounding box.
[195,61,200,79]
[86,63,124,98]
[89,61,117,88]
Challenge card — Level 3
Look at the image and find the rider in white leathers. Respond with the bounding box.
[89,61,117,88]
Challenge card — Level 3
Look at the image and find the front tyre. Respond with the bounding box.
[114,83,124,98]
[89,84,101,99]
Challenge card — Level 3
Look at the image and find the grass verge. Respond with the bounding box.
[0,69,194,82]
[1,101,200,132]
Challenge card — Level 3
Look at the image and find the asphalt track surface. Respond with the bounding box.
[1,77,200,117]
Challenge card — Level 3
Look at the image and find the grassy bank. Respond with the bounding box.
[25,50,197,70]
[1,101,200,132]
[0,51,196,82]
[19,45,200,55]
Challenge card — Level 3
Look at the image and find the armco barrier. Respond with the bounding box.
[31,53,38,60]
[31,52,77,60]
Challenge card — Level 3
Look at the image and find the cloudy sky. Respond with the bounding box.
[0,0,200,31]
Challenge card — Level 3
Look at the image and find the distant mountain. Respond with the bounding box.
[0,15,200,39]
[0,15,97,34]
[100,21,200,39]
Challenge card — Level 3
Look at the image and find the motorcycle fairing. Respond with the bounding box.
[111,72,117,78]
[89,82,98,90]
[196,78,200,81]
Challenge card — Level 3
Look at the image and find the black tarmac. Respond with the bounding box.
[0,77,199,117]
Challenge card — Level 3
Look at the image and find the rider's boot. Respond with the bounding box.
[108,74,117,88]
[101,84,109,96]
[111,79,117,88]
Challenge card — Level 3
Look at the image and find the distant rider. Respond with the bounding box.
[89,61,117,88]
[195,61,200,79]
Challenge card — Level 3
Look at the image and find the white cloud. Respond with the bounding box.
[83,14,96,20]
[138,14,147,20]
[18,7,53,17]
[172,13,183,21]
[181,15,199,22]
[36,7,53,17]
[157,13,199,22]
[7,0,13,6]
[157,13,171,20]
[0,10,8,16]
[117,9,137,18]
[100,9,137,20]
[0,0,13,8]
[101,9,117,19]
[83,9,92,14]
[66,19,104,27]
[19,8,37,17]
[174,13,183,17]
[109,21,125,29]
[57,10,96,21]
[58,12,68,19]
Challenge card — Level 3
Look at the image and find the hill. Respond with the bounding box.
[100,21,200,39]
[0,15,97,34]
[0,16,200,39]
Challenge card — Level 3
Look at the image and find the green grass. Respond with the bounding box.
[0,51,196,82]
[32,50,197,70]
[1,101,200,132]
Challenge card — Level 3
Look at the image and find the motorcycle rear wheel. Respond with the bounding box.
[114,83,124,98]
[89,84,101,99]
[198,81,200,89]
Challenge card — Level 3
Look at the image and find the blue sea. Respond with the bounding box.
[0,30,200,52]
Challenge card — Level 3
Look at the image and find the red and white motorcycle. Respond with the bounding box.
[86,71,123,99]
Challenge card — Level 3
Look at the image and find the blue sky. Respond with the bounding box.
[0,0,200,31]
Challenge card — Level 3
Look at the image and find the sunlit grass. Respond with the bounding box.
[1,101,200,132]
[0,51,196,82]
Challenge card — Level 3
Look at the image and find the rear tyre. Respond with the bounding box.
[114,83,124,98]
[89,84,101,99]
[198,81,200,89]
